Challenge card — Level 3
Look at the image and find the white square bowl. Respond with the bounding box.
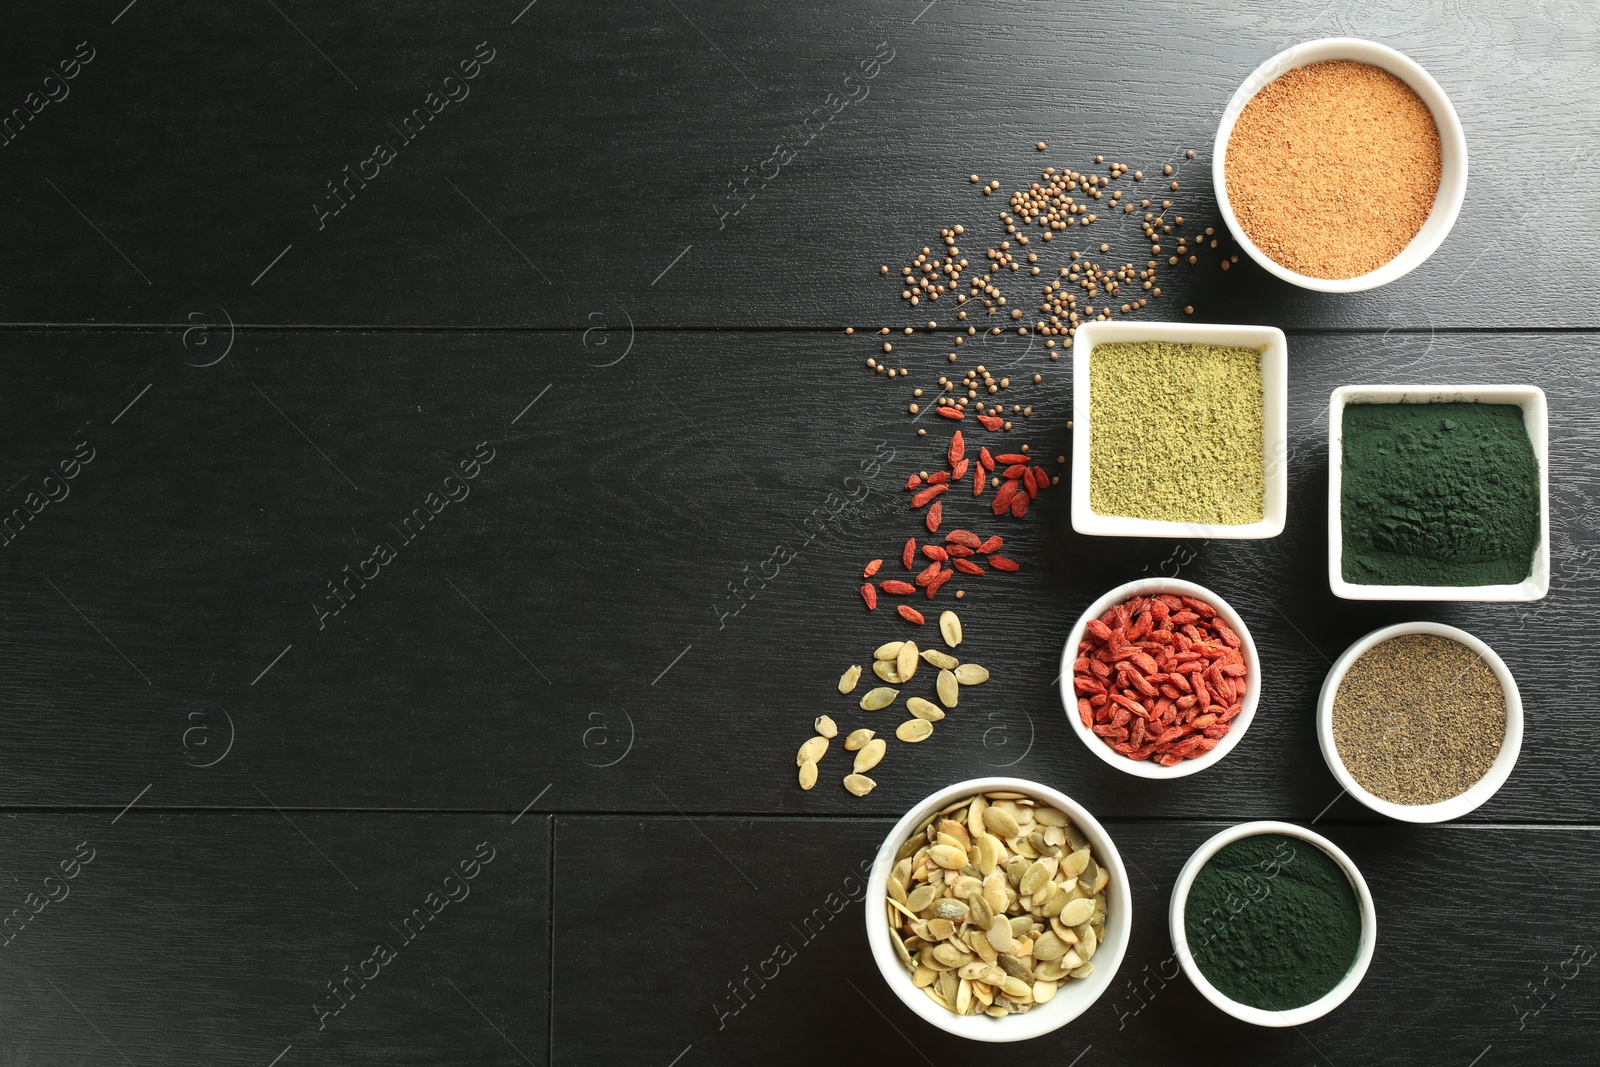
[1071,320,1288,538]
[1328,385,1550,601]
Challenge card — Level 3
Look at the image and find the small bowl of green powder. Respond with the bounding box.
[1170,822,1375,1026]
[1317,622,1522,823]
[1072,321,1288,539]
[1329,385,1549,601]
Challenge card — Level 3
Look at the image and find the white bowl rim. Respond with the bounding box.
[864,776,1131,1042]
[1057,578,1260,779]
[1212,36,1469,293]
[1315,621,1523,823]
[1070,319,1289,540]
[1327,383,1551,601]
[1169,820,1377,1026]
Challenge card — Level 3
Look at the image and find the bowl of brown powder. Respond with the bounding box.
[1317,622,1522,823]
[1213,38,1468,292]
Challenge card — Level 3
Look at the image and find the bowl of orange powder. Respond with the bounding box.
[1213,38,1467,292]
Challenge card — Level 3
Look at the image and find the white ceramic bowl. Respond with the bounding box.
[1071,319,1288,539]
[1328,384,1550,601]
[1212,37,1468,292]
[1316,621,1522,823]
[1170,821,1376,1026]
[1058,578,1260,779]
[865,777,1131,1042]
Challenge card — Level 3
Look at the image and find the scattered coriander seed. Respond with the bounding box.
[908,403,919,413]
[867,358,876,368]
[1163,164,1174,175]
[970,174,980,183]
[1186,149,1196,158]
[1095,154,1105,163]
[1185,305,1194,314]
[917,428,926,436]
[954,589,965,598]
[884,343,893,352]
[1033,374,1042,383]
[1037,141,1047,150]
[846,327,856,334]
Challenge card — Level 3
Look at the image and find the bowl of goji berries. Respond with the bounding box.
[1059,578,1259,779]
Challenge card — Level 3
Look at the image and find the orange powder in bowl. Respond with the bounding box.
[1224,60,1442,280]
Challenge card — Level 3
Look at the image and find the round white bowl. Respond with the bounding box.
[1058,578,1260,779]
[1212,37,1468,292]
[865,777,1131,1042]
[1170,821,1376,1026]
[1316,621,1522,822]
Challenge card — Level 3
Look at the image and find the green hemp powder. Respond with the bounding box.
[1184,833,1361,1011]
[1341,402,1539,586]
[1089,341,1265,525]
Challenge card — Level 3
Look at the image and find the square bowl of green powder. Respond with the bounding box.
[1329,385,1549,601]
[1072,321,1288,539]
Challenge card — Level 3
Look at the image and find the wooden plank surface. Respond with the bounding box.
[553,816,1600,1065]
[0,1,1593,328]
[0,813,550,1065]
[0,328,1593,821]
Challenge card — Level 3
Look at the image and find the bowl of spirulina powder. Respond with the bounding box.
[1170,822,1375,1026]
[1317,622,1522,823]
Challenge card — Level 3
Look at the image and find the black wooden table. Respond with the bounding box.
[2,2,1596,1064]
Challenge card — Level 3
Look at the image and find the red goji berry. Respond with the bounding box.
[910,484,947,508]
[945,529,981,548]
[1032,466,1050,491]
[978,535,1002,553]
[863,559,882,578]
[926,569,953,597]
[922,544,949,562]
[995,453,1028,464]
[897,604,926,624]
[977,415,1003,431]
[972,463,984,497]
[905,474,922,490]
[915,561,943,586]
[879,580,916,595]
[945,544,974,558]
[1010,492,1028,518]
[978,448,995,471]
[925,500,942,532]
[1022,473,1039,500]
[952,458,969,480]
[936,407,964,420]
[952,558,984,575]
[992,480,1018,515]
[1002,464,1029,480]
[861,584,878,609]
[948,430,965,465]
[926,471,950,486]
[902,538,916,570]
[988,555,1021,572]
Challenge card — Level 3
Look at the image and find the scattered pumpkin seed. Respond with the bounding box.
[939,610,963,647]
[798,760,818,790]
[896,718,935,743]
[922,648,959,670]
[872,660,903,684]
[937,669,959,708]
[855,738,887,773]
[838,664,861,694]
[814,715,838,738]
[906,697,946,722]
[860,687,898,711]
[845,728,876,751]
[843,773,877,796]
[875,641,905,661]
[897,640,919,682]
[797,736,828,765]
[954,663,990,685]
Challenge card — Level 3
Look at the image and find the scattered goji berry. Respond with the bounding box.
[978,535,1003,553]
[988,555,1021,572]
[945,530,981,548]
[915,561,944,586]
[910,484,947,508]
[905,474,922,490]
[952,558,984,575]
[879,580,916,595]
[1010,492,1028,518]
[863,559,882,578]
[1002,464,1029,480]
[926,471,950,485]
[926,569,953,597]
[978,448,995,471]
[977,415,1003,431]
[922,544,949,562]
[952,458,969,480]
[925,500,942,532]
[902,538,916,570]
[995,453,1028,465]
[897,604,925,624]
[972,463,984,497]
[936,407,964,420]
[992,480,1018,515]
[948,430,965,465]
[861,584,877,609]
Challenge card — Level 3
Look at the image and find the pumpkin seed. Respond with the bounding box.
[937,669,959,708]
[1078,925,1098,960]
[813,714,838,738]
[1033,979,1058,1004]
[896,640,919,682]
[1000,976,1031,1000]
[906,697,945,722]
[797,736,828,765]
[982,806,1020,838]
[1060,847,1092,879]
[854,738,887,773]
[921,647,959,670]
[860,687,898,711]
[798,760,818,790]
[838,664,861,694]
[843,773,876,796]
[937,819,971,851]
[967,892,993,929]
[844,728,875,751]
[871,659,901,684]
[927,844,966,870]
[1034,806,1067,827]
[975,834,1003,875]
[954,663,990,685]
[986,915,1017,955]
[1069,961,1094,979]
[896,718,935,743]
[933,898,969,922]
[1059,897,1095,926]
[1020,860,1051,896]
[939,609,963,647]
[875,641,904,661]
[906,884,938,912]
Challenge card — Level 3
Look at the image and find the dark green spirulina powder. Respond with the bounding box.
[1184,833,1361,1010]
[1341,402,1539,586]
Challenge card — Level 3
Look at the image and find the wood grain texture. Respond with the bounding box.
[0,813,549,1065]
[0,329,1592,820]
[553,816,1600,1065]
[0,1,1593,327]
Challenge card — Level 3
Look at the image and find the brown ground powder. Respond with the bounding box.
[1225,60,1442,279]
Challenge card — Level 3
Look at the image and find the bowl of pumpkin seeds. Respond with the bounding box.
[866,777,1130,1040]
